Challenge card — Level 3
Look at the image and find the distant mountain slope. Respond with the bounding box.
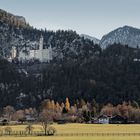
[80,34,100,44]
[100,26,140,49]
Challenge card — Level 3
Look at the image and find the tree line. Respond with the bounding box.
[1,98,140,123]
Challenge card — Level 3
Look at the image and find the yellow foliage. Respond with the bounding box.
[65,97,70,111]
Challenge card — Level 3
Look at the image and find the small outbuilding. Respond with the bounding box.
[0,118,8,125]
[25,115,36,122]
[109,115,127,124]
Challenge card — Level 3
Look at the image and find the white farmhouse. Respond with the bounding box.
[98,115,109,124]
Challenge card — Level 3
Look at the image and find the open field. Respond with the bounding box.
[0,136,140,140]
[2,123,140,133]
[1,124,140,140]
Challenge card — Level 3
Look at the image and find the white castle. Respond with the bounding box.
[17,35,53,62]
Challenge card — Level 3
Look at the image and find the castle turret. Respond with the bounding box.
[39,35,43,50]
[11,46,17,58]
[48,44,53,61]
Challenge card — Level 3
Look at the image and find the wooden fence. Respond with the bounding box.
[1,131,140,137]
[55,133,140,136]
[0,131,45,136]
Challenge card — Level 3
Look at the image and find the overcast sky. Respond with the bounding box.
[1,0,140,39]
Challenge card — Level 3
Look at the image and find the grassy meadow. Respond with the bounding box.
[0,136,140,140]
[1,123,140,140]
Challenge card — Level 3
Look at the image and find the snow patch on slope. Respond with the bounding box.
[81,34,100,44]
[100,26,140,49]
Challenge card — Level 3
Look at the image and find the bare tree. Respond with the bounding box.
[25,124,34,135]
[47,126,56,135]
[4,127,12,135]
[39,109,55,135]
[3,106,15,121]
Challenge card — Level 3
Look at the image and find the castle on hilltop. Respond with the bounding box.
[12,35,53,62]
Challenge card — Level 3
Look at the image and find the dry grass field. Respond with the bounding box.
[1,123,140,140]
[0,136,140,140]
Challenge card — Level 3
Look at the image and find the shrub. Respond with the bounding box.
[4,127,12,135]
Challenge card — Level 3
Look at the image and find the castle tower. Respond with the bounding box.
[48,44,53,61]
[11,46,17,59]
[39,35,43,50]
[38,35,44,62]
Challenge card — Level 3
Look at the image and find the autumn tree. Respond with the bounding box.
[41,99,52,110]
[65,97,70,111]
[117,102,129,117]
[80,99,86,108]
[101,103,118,116]
[55,102,62,112]
[3,106,15,121]
[61,102,65,109]
[12,110,25,121]
[69,106,77,115]
[51,100,55,110]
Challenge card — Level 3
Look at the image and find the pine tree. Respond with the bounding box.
[56,102,61,112]
[80,99,86,108]
[51,100,55,110]
[61,102,65,109]
[41,99,51,110]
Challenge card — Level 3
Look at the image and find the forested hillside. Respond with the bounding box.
[0,9,140,110]
[0,44,140,109]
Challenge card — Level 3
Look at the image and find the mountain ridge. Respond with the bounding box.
[100,25,140,49]
[0,9,100,62]
[0,9,140,54]
[80,34,100,44]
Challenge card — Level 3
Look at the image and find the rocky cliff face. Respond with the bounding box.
[0,9,28,27]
